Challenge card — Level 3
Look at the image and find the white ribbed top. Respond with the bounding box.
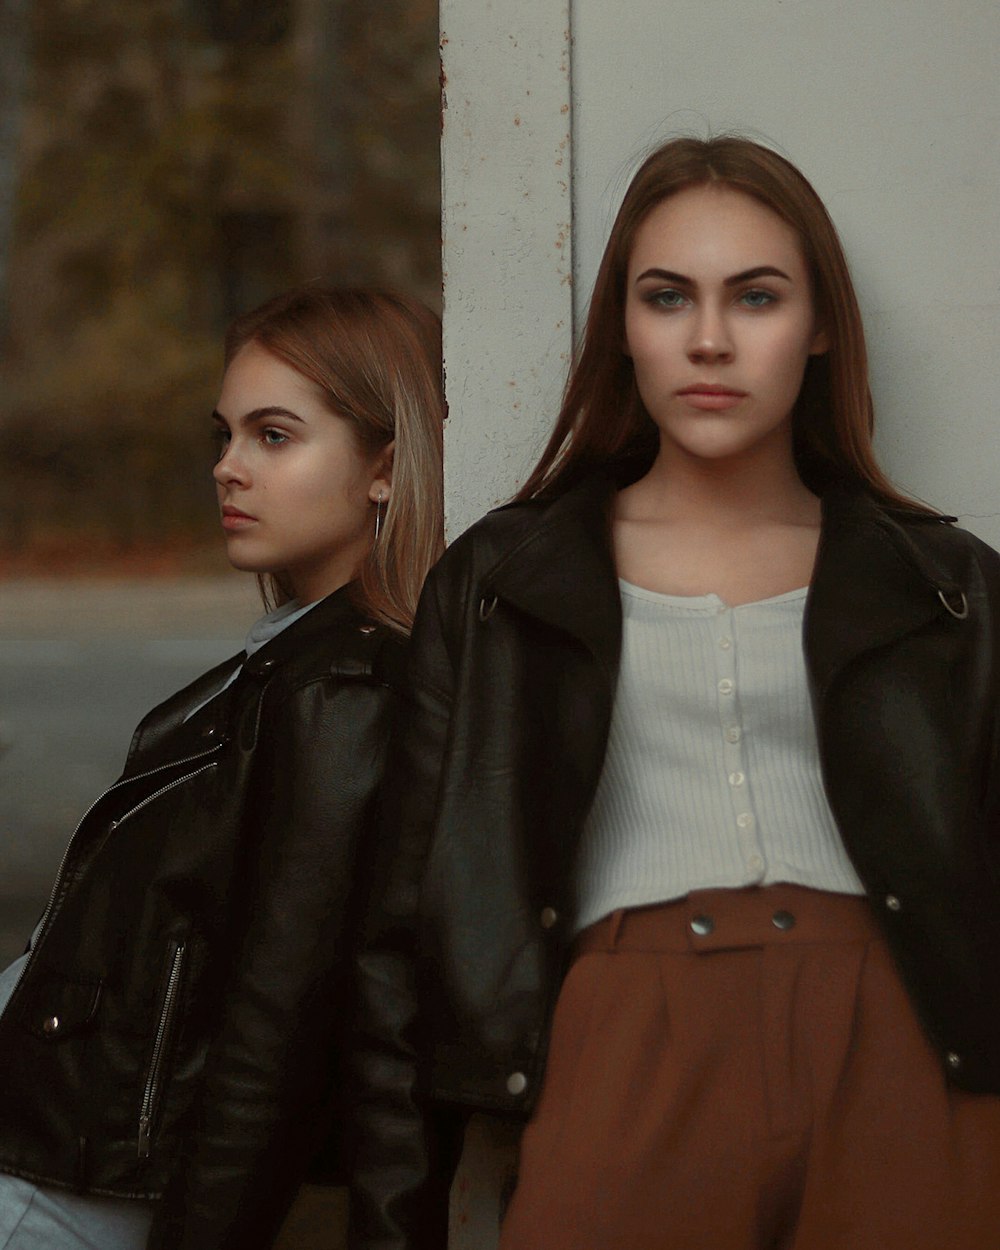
[573,580,863,932]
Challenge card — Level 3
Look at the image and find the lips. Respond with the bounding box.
[220,505,257,531]
[677,384,747,411]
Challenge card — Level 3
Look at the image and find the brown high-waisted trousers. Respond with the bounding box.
[498,885,1000,1250]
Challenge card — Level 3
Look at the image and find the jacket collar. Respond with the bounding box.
[240,581,375,678]
[479,473,966,701]
[484,473,622,680]
[806,485,965,700]
[127,583,379,769]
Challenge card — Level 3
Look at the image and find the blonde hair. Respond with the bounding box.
[225,286,445,633]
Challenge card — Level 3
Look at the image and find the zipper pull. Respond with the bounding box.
[137,1114,152,1160]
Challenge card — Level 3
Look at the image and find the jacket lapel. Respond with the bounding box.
[484,474,623,682]
[805,487,965,702]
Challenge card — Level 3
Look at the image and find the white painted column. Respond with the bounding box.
[439,11,573,1242]
[440,0,573,539]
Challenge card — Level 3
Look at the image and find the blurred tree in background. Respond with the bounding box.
[0,0,440,573]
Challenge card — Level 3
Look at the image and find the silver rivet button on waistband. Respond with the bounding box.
[42,1015,60,1035]
[690,914,715,937]
[771,910,796,931]
[946,1051,963,1071]
[506,1071,528,1096]
[540,906,558,929]
[885,894,902,912]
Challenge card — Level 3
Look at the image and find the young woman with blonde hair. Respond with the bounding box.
[0,285,444,1250]
[350,138,1000,1250]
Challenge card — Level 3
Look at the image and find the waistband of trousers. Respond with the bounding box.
[572,885,878,958]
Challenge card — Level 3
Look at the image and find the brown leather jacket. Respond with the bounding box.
[349,474,1000,1249]
[0,585,405,1250]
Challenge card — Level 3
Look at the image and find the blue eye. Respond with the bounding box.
[648,288,688,309]
[262,428,288,446]
[740,288,776,308]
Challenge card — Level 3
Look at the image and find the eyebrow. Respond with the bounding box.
[211,405,305,426]
[634,265,793,286]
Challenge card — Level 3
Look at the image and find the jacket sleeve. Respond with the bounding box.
[346,565,468,1250]
[147,669,398,1250]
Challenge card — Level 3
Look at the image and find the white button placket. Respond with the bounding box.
[716,606,764,883]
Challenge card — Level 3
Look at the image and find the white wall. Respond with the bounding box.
[442,0,1000,547]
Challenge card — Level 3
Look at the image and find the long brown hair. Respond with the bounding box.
[519,135,928,513]
[224,286,445,633]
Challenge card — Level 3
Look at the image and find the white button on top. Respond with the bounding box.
[725,727,742,743]
[728,771,745,787]
[719,637,732,650]
[718,679,734,696]
[736,812,754,829]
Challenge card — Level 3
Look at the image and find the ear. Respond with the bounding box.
[809,324,830,356]
[368,440,394,502]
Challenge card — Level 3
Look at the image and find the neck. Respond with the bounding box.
[625,436,818,527]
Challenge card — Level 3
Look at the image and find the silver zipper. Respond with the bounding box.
[7,744,223,1004]
[138,940,187,1159]
[109,762,217,831]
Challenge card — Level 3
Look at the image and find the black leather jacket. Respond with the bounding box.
[350,474,1000,1249]
[0,585,405,1250]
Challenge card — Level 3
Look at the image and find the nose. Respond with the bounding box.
[213,442,247,488]
[687,302,734,364]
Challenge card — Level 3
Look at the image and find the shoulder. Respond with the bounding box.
[244,590,409,701]
[426,472,614,593]
[893,508,1000,579]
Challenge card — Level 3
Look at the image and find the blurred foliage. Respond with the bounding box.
[0,0,441,572]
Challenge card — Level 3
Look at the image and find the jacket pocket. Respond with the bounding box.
[20,972,102,1041]
[137,938,187,1160]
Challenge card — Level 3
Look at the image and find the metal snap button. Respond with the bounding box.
[690,914,714,937]
[885,894,902,912]
[201,725,218,739]
[359,624,377,634]
[257,659,276,675]
[506,1071,528,1096]
[540,907,558,929]
[946,1051,963,1071]
[42,1015,60,1036]
[771,910,796,931]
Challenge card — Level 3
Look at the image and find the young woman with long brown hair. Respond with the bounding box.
[0,286,444,1250]
[350,138,1000,1249]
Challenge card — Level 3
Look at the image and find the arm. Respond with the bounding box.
[148,671,397,1250]
[346,567,466,1250]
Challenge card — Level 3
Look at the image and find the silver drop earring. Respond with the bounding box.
[374,490,384,541]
